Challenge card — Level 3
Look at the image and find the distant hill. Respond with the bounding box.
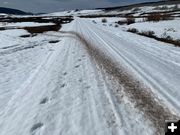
[98,0,180,11]
[0,7,32,15]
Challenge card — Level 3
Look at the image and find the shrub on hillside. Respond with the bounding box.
[146,13,162,22]
[161,14,173,20]
[127,28,138,33]
[166,35,174,41]
[117,16,135,25]
[117,19,128,25]
[140,31,155,37]
[146,13,173,22]
[126,16,135,25]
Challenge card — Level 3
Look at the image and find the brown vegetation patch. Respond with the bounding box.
[117,15,135,25]
[23,25,61,34]
[146,13,174,22]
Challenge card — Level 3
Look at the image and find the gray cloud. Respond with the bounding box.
[0,0,157,13]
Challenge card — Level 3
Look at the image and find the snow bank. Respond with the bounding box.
[0,29,29,48]
[0,22,55,27]
[127,19,180,40]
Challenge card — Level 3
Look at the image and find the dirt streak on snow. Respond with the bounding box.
[79,18,180,113]
[0,19,155,135]
[59,28,178,135]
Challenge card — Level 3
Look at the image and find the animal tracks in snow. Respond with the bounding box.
[74,65,80,68]
[30,122,43,133]
[40,97,49,104]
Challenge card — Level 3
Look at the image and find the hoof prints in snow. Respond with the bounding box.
[63,72,67,76]
[30,122,43,132]
[75,65,80,68]
[60,83,66,88]
[40,97,49,104]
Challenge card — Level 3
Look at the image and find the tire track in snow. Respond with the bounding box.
[86,23,180,112]
[47,30,128,134]
[57,28,179,134]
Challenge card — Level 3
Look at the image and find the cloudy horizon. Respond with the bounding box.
[0,0,158,13]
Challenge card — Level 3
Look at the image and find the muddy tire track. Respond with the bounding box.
[58,30,179,134]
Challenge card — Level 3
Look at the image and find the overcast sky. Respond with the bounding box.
[0,0,158,13]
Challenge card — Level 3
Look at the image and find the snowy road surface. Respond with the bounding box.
[0,18,179,135]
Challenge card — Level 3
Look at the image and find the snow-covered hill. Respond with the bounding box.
[44,2,180,17]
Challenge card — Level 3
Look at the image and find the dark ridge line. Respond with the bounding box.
[97,0,180,11]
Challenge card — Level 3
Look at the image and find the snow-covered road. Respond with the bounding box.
[75,18,180,113]
[0,18,179,135]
